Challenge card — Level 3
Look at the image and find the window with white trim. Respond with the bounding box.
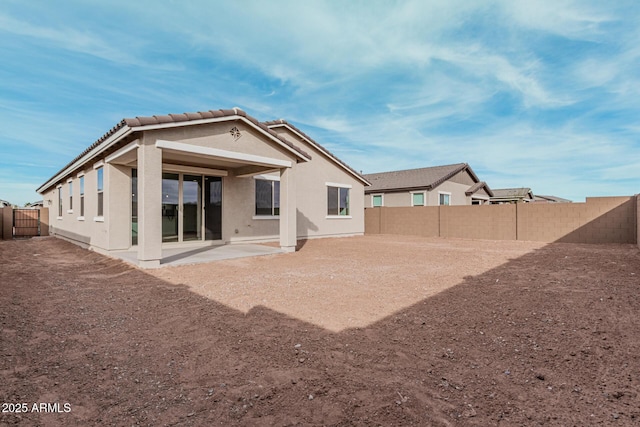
[97,167,104,217]
[79,176,85,217]
[58,186,63,217]
[372,194,383,207]
[439,192,451,206]
[255,179,280,216]
[328,186,350,216]
[411,192,425,206]
[68,180,73,212]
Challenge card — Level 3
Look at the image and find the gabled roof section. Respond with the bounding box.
[533,194,572,203]
[363,163,474,193]
[38,108,311,194]
[491,188,534,199]
[264,119,370,186]
[466,181,494,197]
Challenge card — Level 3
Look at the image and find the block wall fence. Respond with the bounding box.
[366,195,639,246]
[0,208,50,240]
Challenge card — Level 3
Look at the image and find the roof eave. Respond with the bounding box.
[37,125,133,194]
[266,122,371,186]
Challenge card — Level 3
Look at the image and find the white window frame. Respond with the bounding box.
[253,175,280,219]
[438,191,451,206]
[56,184,63,219]
[77,172,85,220]
[410,191,426,207]
[67,179,73,214]
[94,165,104,221]
[326,182,352,219]
[371,193,384,207]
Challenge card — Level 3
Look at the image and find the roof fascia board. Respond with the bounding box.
[155,139,292,168]
[269,123,370,186]
[365,185,433,194]
[37,126,133,193]
[133,116,310,162]
[105,140,139,164]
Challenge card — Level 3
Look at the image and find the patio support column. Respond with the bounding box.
[279,165,297,252]
[137,139,162,268]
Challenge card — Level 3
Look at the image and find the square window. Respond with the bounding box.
[412,192,424,206]
[255,179,280,216]
[328,186,350,216]
[439,193,450,206]
[372,194,382,207]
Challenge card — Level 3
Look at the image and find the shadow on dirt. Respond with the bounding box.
[1,238,638,426]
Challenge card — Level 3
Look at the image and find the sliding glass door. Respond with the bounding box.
[162,173,179,243]
[205,176,222,240]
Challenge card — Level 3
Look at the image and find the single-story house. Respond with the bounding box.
[532,194,572,203]
[37,108,369,268]
[363,163,493,207]
[490,188,534,204]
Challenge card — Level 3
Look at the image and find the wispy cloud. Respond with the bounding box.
[0,0,638,204]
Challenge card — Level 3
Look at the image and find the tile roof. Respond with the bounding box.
[263,119,370,185]
[38,108,312,193]
[465,181,494,197]
[363,163,472,193]
[533,194,572,203]
[491,188,533,199]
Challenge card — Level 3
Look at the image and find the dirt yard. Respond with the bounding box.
[1,235,639,426]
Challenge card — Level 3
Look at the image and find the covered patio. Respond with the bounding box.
[110,242,284,267]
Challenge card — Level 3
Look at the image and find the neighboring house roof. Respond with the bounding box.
[363,163,492,196]
[533,194,572,203]
[0,199,11,207]
[465,181,493,197]
[264,119,370,186]
[491,188,534,201]
[37,108,314,194]
[27,200,44,207]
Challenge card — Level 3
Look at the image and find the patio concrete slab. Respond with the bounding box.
[111,243,283,268]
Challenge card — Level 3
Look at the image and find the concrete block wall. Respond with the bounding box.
[365,196,638,245]
[518,197,636,243]
[365,206,439,237]
[440,204,516,240]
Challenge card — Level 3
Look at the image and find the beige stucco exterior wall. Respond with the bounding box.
[271,127,365,239]
[1,208,10,240]
[43,163,112,250]
[41,118,366,256]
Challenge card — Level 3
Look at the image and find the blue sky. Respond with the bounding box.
[1,0,639,205]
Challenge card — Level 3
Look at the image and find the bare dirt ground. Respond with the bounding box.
[1,235,639,426]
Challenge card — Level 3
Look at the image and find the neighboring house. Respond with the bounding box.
[363,163,493,207]
[490,188,534,204]
[37,108,369,268]
[532,194,572,203]
[26,200,44,208]
[0,199,12,208]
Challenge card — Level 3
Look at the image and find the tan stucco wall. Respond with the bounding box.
[41,119,366,252]
[44,163,112,250]
[146,121,295,165]
[272,127,365,239]
[1,207,10,240]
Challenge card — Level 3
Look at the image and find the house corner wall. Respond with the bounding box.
[40,208,50,236]
[2,207,12,240]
